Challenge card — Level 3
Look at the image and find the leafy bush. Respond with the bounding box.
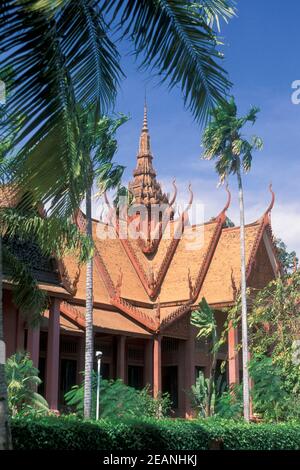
[65,372,171,419]
[190,371,227,418]
[5,352,49,416]
[215,385,243,420]
[248,354,300,422]
[11,415,300,450]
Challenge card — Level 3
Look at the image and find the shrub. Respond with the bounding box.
[11,415,300,450]
[6,352,49,416]
[65,373,171,419]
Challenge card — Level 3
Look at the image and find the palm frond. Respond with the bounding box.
[104,0,232,123]
[202,97,262,178]
[0,0,122,216]
[0,208,92,262]
[194,0,236,31]
[2,244,48,324]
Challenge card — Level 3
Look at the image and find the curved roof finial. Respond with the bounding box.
[265,183,275,216]
[169,178,178,207]
[222,183,231,214]
[103,190,112,209]
[182,183,193,217]
[216,183,231,220]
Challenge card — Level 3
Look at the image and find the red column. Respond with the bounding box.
[16,311,25,351]
[144,338,153,388]
[117,335,126,382]
[27,324,40,368]
[45,298,60,410]
[153,335,162,398]
[228,321,239,387]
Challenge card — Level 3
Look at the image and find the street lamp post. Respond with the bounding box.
[95,351,102,420]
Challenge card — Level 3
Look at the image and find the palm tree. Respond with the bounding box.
[76,110,126,418]
[202,97,263,421]
[0,0,235,218]
[0,236,11,449]
[0,112,92,448]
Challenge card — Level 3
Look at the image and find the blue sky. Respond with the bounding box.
[100,0,300,255]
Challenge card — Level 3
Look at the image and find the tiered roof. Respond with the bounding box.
[1,107,280,337]
[60,109,279,336]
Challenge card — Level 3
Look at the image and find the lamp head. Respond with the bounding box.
[95,350,103,360]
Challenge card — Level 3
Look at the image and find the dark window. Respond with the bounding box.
[60,358,77,403]
[162,366,178,409]
[101,363,110,380]
[128,365,144,390]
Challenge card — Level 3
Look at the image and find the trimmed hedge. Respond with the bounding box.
[11,415,300,450]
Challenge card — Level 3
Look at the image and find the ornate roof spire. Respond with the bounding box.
[138,98,151,156]
[129,102,168,208]
[142,96,148,131]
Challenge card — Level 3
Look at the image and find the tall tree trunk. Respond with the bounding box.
[0,237,12,449]
[237,168,250,422]
[84,185,94,419]
[206,350,217,417]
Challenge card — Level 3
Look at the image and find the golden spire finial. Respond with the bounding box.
[139,97,151,155]
[142,91,148,132]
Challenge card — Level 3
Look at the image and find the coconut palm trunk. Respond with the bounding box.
[237,166,250,422]
[84,184,94,419]
[0,237,12,449]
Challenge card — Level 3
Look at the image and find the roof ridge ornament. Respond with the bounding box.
[182,183,193,220]
[265,183,275,216]
[216,183,231,221]
[168,178,177,207]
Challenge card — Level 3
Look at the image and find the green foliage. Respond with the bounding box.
[191,371,241,419]
[65,372,171,419]
[227,272,300,422]
[247,354,300,423]
[104,0,235,123]
[1,0,234,217]
[11,415,300,450]
[5,352,49,417]
[191,371,226,418]
[274,237,298,274]
[191,372,213,418]
[249,272,300,398]
[248,354,289,422]
[191,297,218,347]
[2,244,48,322]
[215,384,243,419]
[0,208,92,262]
[191,298,226,417]
[1,0,122,216]
[0,204,92,322]
[202,96,263,182]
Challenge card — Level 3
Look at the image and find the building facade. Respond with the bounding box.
[2,106,280,417]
